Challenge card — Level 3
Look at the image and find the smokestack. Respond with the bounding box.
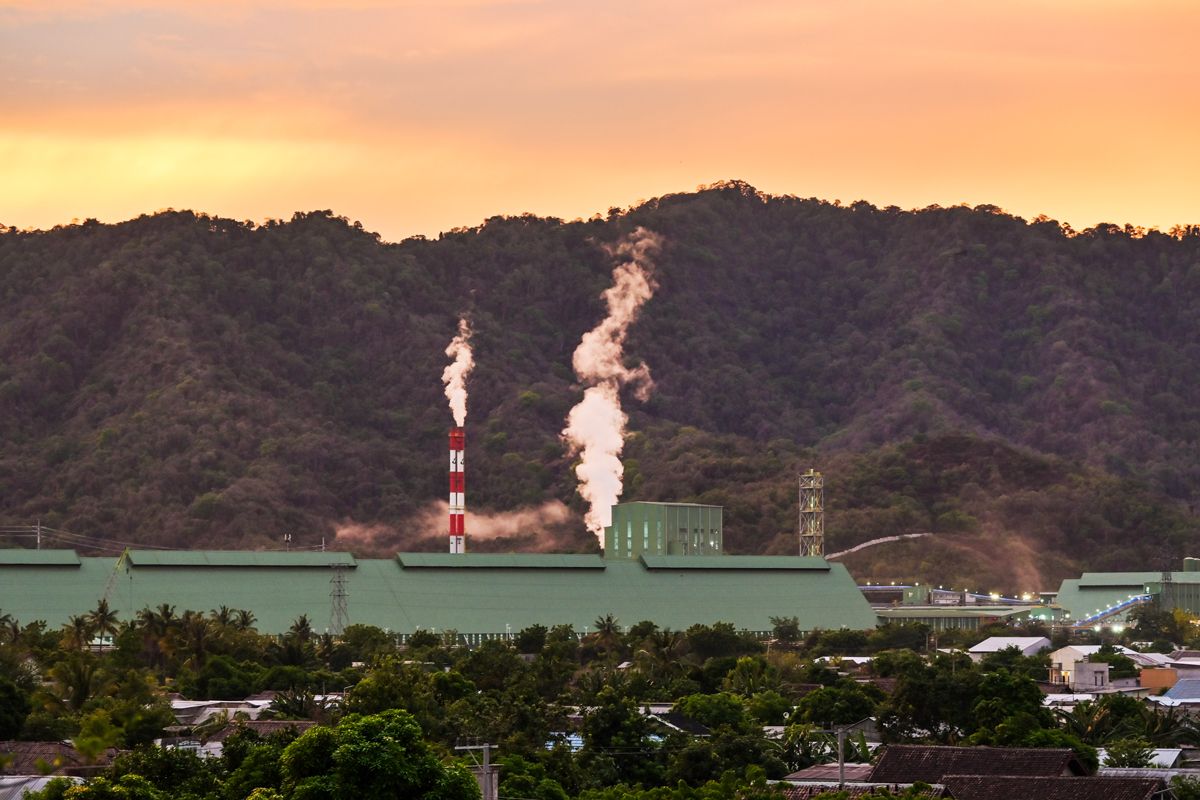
[449,427,466,553]
[442,317,474,554]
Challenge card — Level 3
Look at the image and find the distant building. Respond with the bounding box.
[0,542,876,635]
[603,502,723,559]
[967,636,1050,663]
[1048,644,1139,691]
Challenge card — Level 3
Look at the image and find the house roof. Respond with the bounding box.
[0,741,117,776]
[1163,679,1200,701]
[0,776,82,800]
[784,763,873,782]
[1054,645,1136,658]
[940,774,1164,800]
[1097,748,1181,769]
[782,785,943,800]
[207,719,317,742]
[868,746,1086,783]
[969,637,1050,653]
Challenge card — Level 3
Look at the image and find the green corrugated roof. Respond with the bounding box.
[126,550,356,568]
[639,555,830,570]
[0,549,80,566]
[0,551,877,634]
[617,501,722,509]
[397,553,605,569]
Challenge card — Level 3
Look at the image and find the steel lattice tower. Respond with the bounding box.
[798,469,824,557]
[330,564,349,636]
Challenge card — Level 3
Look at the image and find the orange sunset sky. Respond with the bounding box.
[2,0,1198,242]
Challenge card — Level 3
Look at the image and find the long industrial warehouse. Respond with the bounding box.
[0,548,876,636]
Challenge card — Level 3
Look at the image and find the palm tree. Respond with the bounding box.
[591,614,623,660]
[61,614,94,651]
[88,599,120,642]
[135,604,178,669]
[41,652,114,713]
[635,628,686,686]
[210,606,234,628]
[178,610,213,668]
[233,609,257,631]
[289,614,313,643]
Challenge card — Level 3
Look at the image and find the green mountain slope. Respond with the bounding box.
[1,182,1198,589]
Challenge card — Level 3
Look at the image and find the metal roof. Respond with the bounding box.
[396,553,605,569]
[869,745,1086,782]
[1054,573,1186,621]
[0,551,876,635]
[876,606,1032,619]
[639,555,829,570]
[0,549,80,566]
[616,501,723,509]
[126,550,357,568]
[968,636,1050,653]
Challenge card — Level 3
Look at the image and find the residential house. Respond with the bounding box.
[967,636,1050,664]
[0,741,117,777]
[867,745,1089,782]
[1048,645,1139,691]
[940,774,1163,800]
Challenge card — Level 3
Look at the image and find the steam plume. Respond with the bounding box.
[562,227,662,539]
[334,501,578,554]
[441,317,474,426]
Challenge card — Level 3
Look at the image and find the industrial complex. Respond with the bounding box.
[0,539,876,637]
[0,430,1194,639]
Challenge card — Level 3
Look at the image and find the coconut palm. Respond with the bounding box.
[61,614,94,651]
[635,628,687,686]
[41,652,114,713]
[289,614,314,643]
[210,606,234,628]
[233,609,257,631]
[88,599,120,641]
[178,610,214,668]
[591,613,624,660]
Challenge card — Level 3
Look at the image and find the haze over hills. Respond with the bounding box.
[1,181,1198,592]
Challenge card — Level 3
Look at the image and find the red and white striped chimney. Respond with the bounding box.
[449,427,466,553]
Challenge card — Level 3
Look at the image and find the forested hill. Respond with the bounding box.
[2,181,1199,590]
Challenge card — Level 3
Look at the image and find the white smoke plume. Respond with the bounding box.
[441,317,474,426]
[333,501,577,554]
[562,227,662,539]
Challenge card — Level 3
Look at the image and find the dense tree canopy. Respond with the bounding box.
[2,184,1199,588]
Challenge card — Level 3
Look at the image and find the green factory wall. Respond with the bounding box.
[0,550,877,635]
[604,502,723,560]
[1055,571,1200,622]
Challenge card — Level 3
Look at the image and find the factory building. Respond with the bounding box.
[0,503,876,636]
[1054,558,1200,626]
[603,501,723,559]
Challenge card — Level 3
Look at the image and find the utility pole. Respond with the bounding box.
[454,743,498,800]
